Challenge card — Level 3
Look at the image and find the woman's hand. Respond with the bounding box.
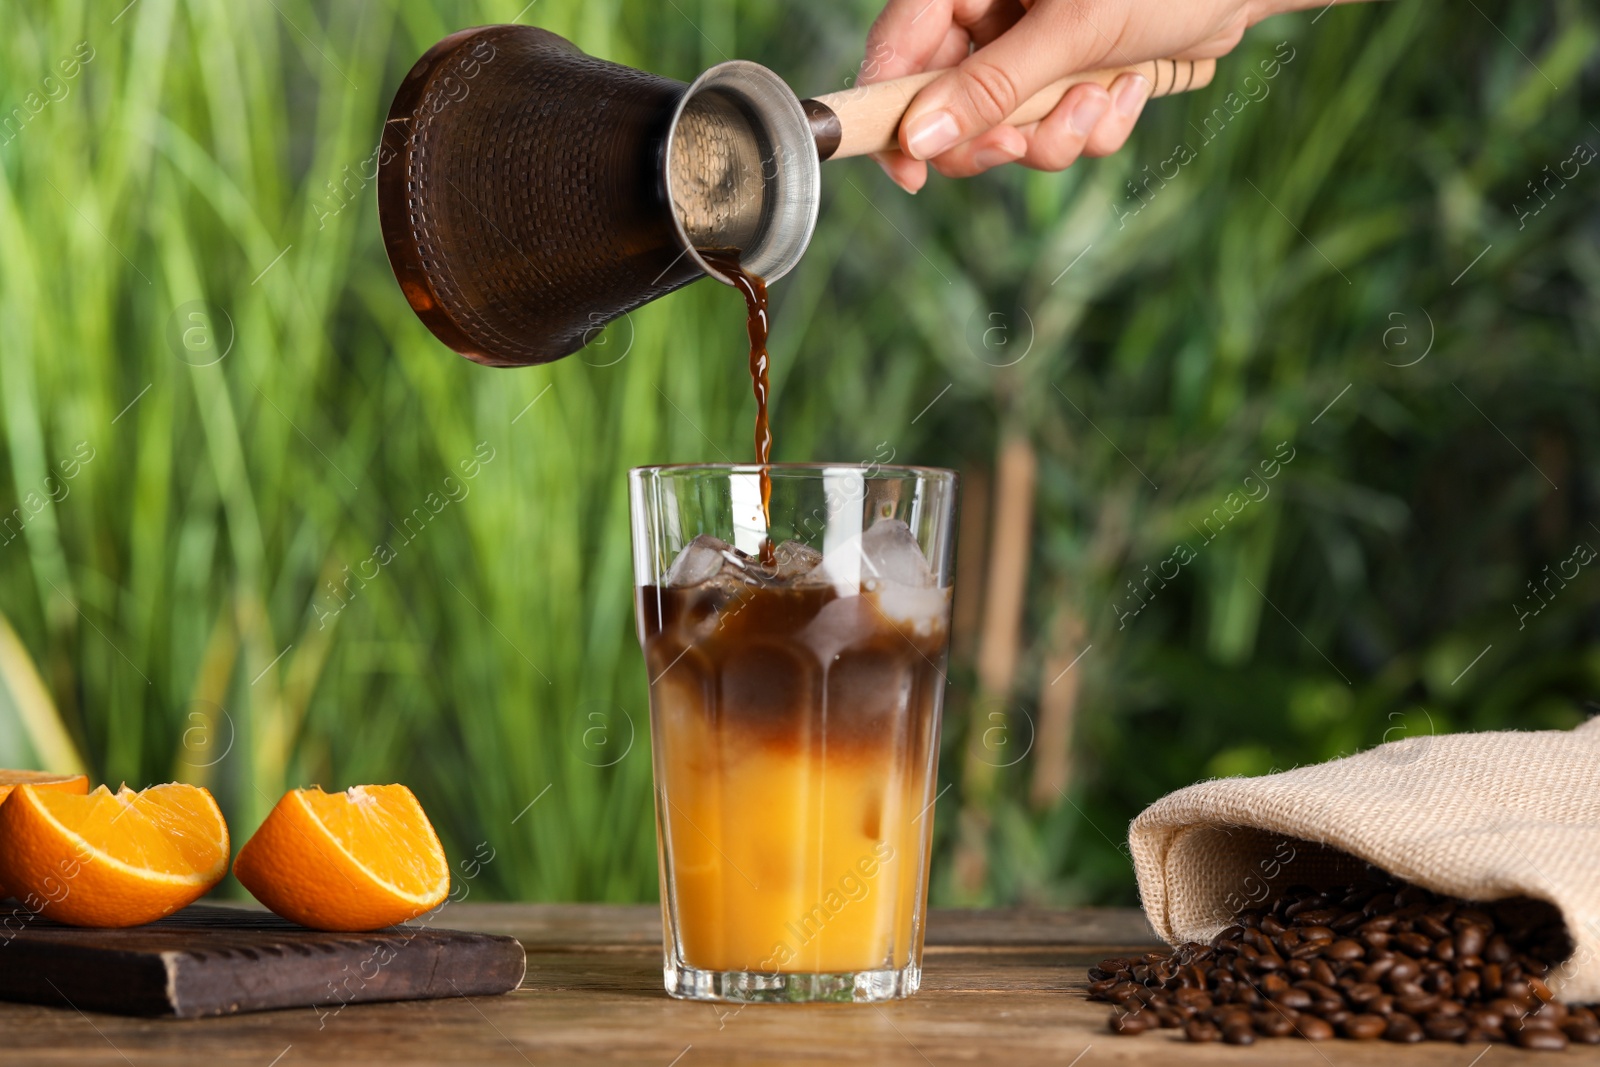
[858,0,1335,191]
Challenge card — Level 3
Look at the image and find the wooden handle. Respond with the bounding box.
[805,57,1216,161]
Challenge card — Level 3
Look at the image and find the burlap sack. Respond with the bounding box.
[1128,717,1600,1000]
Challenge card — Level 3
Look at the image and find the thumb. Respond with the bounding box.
[899,10,1108,161]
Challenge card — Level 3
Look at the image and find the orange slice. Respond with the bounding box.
[0,782,228,926]
[233,785,449,931]
[0,771,88,898]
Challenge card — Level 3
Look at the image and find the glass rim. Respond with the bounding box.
[629,462,956,480]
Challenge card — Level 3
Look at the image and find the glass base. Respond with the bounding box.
[664,960,921,1003]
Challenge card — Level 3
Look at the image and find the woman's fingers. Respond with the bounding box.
[899,3,1098,161]
[1083,72,1150,157]
[1014,81,1111,171]
[872,149,931,193]
[927,125,1029,178]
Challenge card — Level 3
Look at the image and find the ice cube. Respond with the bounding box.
[871,582,950,638]
[665,534,731,587]
[859,518,935,588]
[772,540,824,582]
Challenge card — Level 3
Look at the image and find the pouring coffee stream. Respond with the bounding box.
[695,249,776,565]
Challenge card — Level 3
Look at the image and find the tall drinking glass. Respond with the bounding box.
[629,464,957,1003]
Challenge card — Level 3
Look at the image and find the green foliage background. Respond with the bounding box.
[0,0,1596,904]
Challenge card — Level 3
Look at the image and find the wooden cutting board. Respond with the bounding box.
[0,903,526,1018]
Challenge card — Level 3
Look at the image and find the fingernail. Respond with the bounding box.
[972,142,1024,170]
[1068,94,1110,137]
[905,110,960,160]
[1115,74,1151,118]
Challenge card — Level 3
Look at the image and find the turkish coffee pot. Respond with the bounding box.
[376,25,1214,366]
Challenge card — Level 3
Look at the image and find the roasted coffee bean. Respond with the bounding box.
[1417,914,1452,939]
[1108,1010,1151,1034]
[1397,992,1440,1015]
[1384,1016,1424,1043]
[1468,1006,1502,1030]
[1423,1013,1469,1041]
[1183,1019,1221,1042]
[1211,925,1244,950]
[1387,955,1421,983]
[1503,979,1535,1007]
[1277,988,1313,1010]
[1515,1028,1569,1051]
[1332,911,1366,933]
[1561,1019,1600,1044]
[1294,907,1342,925]
[1297,1015,1335,1040]
[1326,939,1365,961]
[1346,982,1383,1005]
[1342,1014,1388,1040]
[1221,1023,1256,1045]
[1255,1009,1297,1037]
[1360,957,1395,983]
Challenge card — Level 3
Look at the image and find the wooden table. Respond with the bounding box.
[2,904,1587,1064]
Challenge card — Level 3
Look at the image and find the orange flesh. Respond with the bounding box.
[294,785,448,901]
[28,784,228,882]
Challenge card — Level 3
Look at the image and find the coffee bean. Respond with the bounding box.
[1183,1019,1221,1042]
[1423,1013,1469,1041]
[1455,925,1487,959]
[1109,1010,1151,1034]
[1347,982,1383,1005]
[1397,992,1440,1015]
[1326,939,1364,961]
[1514,1028,1569,1051]
[1297,1015,1334,1040]
[1255,1009,1297,1037]
[1221,1025,1256,1045]
[1387,955,1421,983]
[1342,1014,1388,1040]
[1417,914,1452,939]
[1561,1019,1600,1044]
[1278,988,1313,1010]
[1384,1016,1424,1043]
